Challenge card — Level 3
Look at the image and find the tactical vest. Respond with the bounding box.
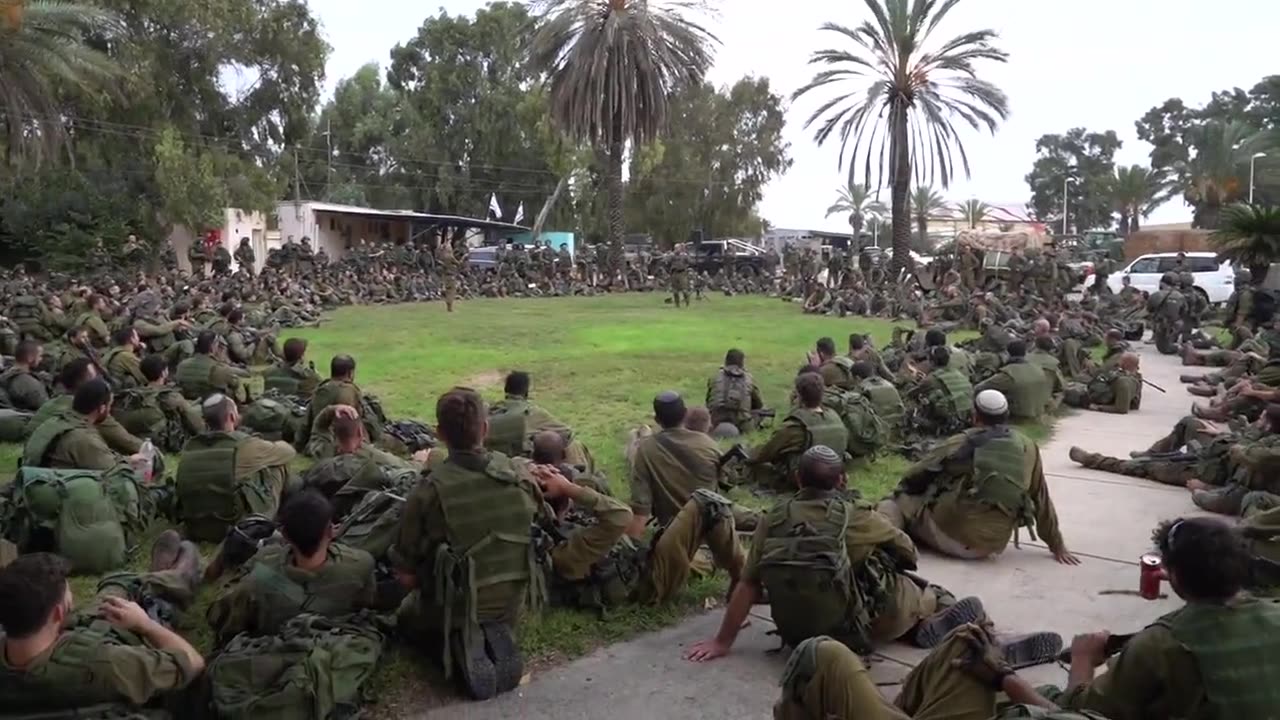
[21,413,86,467]
[174,353,219,400]
[486,399,531,457]
[1086,370,1122,406]
[102,346,139,388]
[826,356,856,389]
[784,407,849,461]
[1001,361,1050,419]
[7,295,44,338]
[958,427,1034,531]
[243,544,375,635]
[930,367,975,420]
[176,431,250,542]
[135,316,177,352]
[113,387,192,453]
[822,389,886,458]
[0,367,32,408]
[709,367,752,417]
[0,619,147,715]
[1154,599,1280,718]
[264,362,314,398]
[432,453,540,630]
[859,378,905,433]
[757,492,872,653]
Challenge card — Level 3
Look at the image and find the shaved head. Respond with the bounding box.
[1119,353,1141,372]
[531,430,566,465]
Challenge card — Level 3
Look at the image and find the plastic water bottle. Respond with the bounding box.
[133,440,156,485]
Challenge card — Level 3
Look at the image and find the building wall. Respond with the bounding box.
[276,202,417,262]
[166,208,268,273]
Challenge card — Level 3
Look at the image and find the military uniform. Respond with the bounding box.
[175,430,297,542]
[73,310,111,348]
[23,409,123,471]
[706,366,763,433]
[880,425,1068,560]
[629,426,722,525]
[1063,368,1141,414]
[208,542,376,646]
[750,406,848,491]
[820,356,857,391]
[263,359,321,399]
[27,394,143,456]
[112,386,205,453]
[436,244,460,311]
[173,352,245,402]
[0,365,49,411]
[187,241,210,277]
[974,359,1051,421]
[908,367,973,438]
[235,240,256,277]
[133,316,193,367]
[669,252,690,307]
[858,376,907,441]
[103,344,146,389]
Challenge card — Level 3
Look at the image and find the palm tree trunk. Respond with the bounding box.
[532,173,571,242]
[1117,211,1130,236]
[851,215,864,249]
[606,139,625,277]
[915,215,927,251]
[890,116,911,275]
[1129,215,1140,234]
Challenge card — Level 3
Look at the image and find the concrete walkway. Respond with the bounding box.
[429,345,1209,719]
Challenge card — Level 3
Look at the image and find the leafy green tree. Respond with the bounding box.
[1110,164,1173,235]
[626,77,791,246]
[1024,128,1121,234]
[824,183,886,246]
[152,126,227,234]
[1209,203,1280,282]
[1179,121,1266,229]
[0,1,120,166]
[792,0,1009,273]
[957,199,991,229]
[910,186,948,251]
[529,0,718,264]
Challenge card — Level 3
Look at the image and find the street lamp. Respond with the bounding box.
[1062,175,1073,235]
[1250,152,1267,204]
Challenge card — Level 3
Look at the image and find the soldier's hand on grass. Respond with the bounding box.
[101,597,152,632]
[1070,631,1110,668]
[1053,548,1082,566]
[685,638,730,662]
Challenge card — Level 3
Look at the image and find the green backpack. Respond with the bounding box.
[335,480,416,561]
[242,393,307,443]
[824,390,886,459]
[0,408,33,442]
[11,467,142,574]
[113,388,194,453]
[209,613,384,720]
[757,494,872,653]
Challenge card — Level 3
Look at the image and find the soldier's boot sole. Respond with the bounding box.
[1068,446,1095,466]
[1000,631,1063,670]
[453,630,498,701]
[1187,385,1217,397]
[173,541,204,589]
[482,622,524,694]
[1179,374,1204,384]
[914,596,986,648]
[1191,486,1249,516]
[149,529,182,572]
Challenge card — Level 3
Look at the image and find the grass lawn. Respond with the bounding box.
[0,294,1049,711]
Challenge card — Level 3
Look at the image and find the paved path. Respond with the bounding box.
[429,345,1209,719]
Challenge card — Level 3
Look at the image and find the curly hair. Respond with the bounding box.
[1152,517,1249,601]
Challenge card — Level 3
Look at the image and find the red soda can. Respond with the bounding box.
[1139,553,1163,600]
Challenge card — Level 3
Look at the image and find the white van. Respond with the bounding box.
[1107,252,1235,304]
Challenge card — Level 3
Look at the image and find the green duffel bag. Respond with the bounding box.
[14,466,144,574]
[0,408,32,443]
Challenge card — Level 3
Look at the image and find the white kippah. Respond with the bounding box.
[975,389,1008,415]
[804,445,842,463]
[202,393,229,408]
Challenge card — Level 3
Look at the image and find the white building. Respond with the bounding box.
[168,208,271,273]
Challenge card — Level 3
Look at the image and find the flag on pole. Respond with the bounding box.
[488,193,502,220]
[514,202,525,224]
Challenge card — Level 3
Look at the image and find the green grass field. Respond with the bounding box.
[0,294,1044,710]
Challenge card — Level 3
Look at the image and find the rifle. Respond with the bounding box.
[718,443,751,469]
[751,408,776,429]
[1056,633,1134,664]
[1142,377,1167,394]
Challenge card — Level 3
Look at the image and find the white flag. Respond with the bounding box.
[514,202,525,224]
[488,193,502,220]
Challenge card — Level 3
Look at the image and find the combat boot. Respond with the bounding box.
[1192,485,1249,516]
[172,541,203,589]
[1187,384,1216,397]
[1068,446,1099,466]
[149,529,182,572]
[1179,374,1205,384]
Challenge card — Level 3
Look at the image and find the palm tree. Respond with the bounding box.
[1209,203,1280,284]
[792,0,1009,274]
[528,0,718,268]
[957,198,991,229]
[1179,120,1265,230]
[1110,164,1173,235]
[0,1,121,166]
[825,182,887,246]
[910,186,948,249]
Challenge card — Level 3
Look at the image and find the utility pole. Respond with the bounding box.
[324,118,333,200]
[1062,175,1072,236]
[293,147,301,204]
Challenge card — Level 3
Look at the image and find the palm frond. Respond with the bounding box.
[1209,203,1280,267]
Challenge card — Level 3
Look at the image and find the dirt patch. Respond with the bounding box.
[460,369,504,389]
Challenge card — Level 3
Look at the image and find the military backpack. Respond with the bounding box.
[113,387,195,453]
[710,367,752,417]
[822,389,886,459]
[7,295,44,339]
[7,466,144,573]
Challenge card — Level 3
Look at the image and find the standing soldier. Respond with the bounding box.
[669,246,691,308]
[436,239,460,313]
[234,237,256,277]
[957,243,978,289]
[297,237,316,276]
[212,242,233,276]
[1006,247,1025,294]
[187,238,210,277]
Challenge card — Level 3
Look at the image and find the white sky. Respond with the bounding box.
[307,0,1277,232]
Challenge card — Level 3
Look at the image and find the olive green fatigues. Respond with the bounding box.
[629,427,722,525]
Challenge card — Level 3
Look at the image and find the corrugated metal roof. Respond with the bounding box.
[282,201,529,232]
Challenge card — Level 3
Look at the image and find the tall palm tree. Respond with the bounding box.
[1209,203,1280,284]
[1110,164,1173,235]
[1179,120,1265,230]
[528,0,718,268]
[910,186,948,249]
[792,0,1009,273]
[825,182,886,246]
[957,198,990,229]
[0,0,121,166]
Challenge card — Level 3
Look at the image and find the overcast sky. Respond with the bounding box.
[307,0,1277,232]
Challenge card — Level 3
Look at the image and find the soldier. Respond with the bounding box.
[1063,353,1143,414]
[390,387,548,699]
[1179,272,1207,343]
[187,238,210,277]
[973,340,1053,421]
[880,390,1078,563]
[669,245,691,308]
[0,340,49,411]
[263,337,322,399]
[1148,271,1186,355]
[436,239,460,312]
[848,333,893,381]
[175,393,297,543]
[173,331,247,402]
[103,326,147,389]
[0,545,205,716]
[26,358,143,456]
[1006,247,1026,293]
[22,378,146,471]
[705,348,764,437]
[1224,268,1257,331]
[748,372,847,491]
[234,236,256,277]
[904,346,973,438]
[628,391,726,538]
[72,293,111,348]
[302,407,424,515]
[296,237,316,275]
[133,296,195,369]
[297,353,381,458]
[207,490,377,646]
[813,336,856,390]
[112,354,205,452]
[688,445,1062,666]
[212,242,233,276]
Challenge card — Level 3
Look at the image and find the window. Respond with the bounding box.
[1155,257,1180,272]
[1128,257,1160,273]
[1188,256,1221,273]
